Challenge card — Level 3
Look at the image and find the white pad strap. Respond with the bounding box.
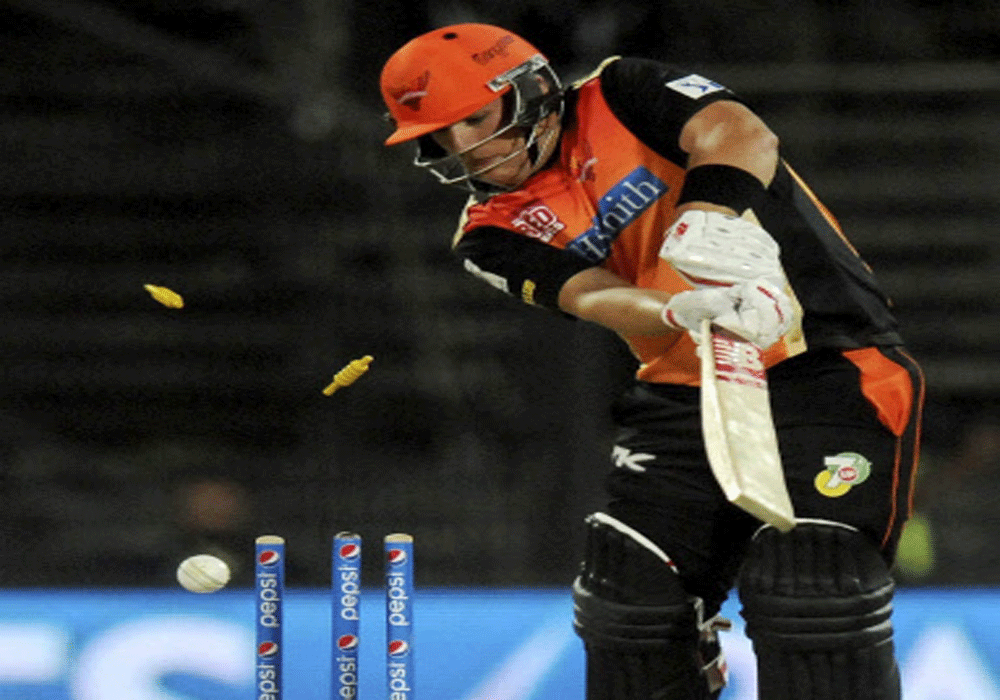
[752,517,860,541]
[586,512,679,573]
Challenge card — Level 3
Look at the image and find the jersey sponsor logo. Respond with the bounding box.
[463,258,509,293]
[666,74,726,99]
[511,202,566,242]
[815,452,872,497]
[612,445,657,473]
[567,166,669,262]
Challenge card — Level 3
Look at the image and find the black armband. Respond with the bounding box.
[676,164,766,213]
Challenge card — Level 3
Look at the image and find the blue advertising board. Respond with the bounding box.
[0,587,996,699]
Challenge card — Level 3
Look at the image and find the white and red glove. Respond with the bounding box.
[661,286,734,341]
[660,210,786,288]
[661,277,793,349]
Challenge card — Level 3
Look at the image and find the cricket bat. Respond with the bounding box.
[699,318,796,532]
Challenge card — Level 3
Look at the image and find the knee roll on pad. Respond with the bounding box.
[573,513,725,700]
[737,520,900,700]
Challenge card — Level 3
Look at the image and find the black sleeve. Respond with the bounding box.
[452,225,594,310]
[599,57,744,166]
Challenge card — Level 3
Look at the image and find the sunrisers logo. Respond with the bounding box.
[389,71,430,111]
[567,166,668,262]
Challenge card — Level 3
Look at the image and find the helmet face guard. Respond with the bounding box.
[413,57,563,193]
[411,55,563,193]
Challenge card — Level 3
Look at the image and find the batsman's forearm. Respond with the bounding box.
[561,284,678,337]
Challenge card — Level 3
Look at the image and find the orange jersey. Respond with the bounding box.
[453,57,902,386]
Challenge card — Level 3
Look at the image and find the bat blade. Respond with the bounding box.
[699,319,796,532]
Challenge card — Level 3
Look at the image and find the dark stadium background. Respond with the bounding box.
[1,0,998,590]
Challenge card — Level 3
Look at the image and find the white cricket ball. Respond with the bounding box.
[176,554,231,593]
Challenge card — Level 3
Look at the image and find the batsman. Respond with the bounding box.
[380,24,923,700]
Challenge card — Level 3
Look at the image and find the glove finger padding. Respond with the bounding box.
[660,286,736,343]
[712,278,793,349]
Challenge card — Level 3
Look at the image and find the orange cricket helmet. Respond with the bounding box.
[380,24,563,192]
[380,23,552,146]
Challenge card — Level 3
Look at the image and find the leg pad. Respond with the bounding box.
[738,521,900,700]
[573,513,723,700]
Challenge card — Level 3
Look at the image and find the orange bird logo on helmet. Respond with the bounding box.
[389,70,430,111]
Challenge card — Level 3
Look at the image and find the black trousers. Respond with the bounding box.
[604,346,924,616]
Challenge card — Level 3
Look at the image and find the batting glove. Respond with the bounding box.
[712,278,793,348]
[660,210,786,288]
[661,277,793,349]
[661,285,739,343]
